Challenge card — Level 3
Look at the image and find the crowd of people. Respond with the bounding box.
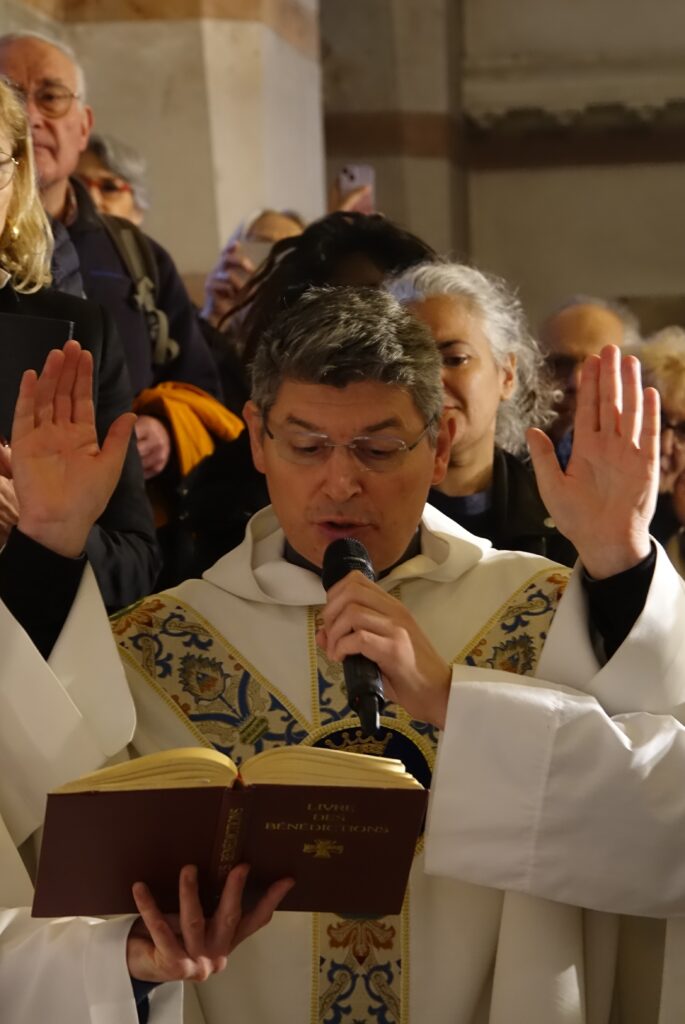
[1,26,685,1024]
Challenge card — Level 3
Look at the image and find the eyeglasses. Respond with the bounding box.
[263,418,434,472]
[15,83,80,120]
[661,412,685,446]
[0,151,18,190]
[79,174,132,195]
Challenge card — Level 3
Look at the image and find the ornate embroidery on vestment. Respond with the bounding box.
[456,568,570,673]
[113,567,568,1023]
[113,595,310,760]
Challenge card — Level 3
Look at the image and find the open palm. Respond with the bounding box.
[11,341,135,558]
[528,346,660,579]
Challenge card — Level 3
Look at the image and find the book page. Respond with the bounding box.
[241,746,423,788]
[54,748,239,793]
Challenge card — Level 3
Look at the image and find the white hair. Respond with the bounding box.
[0,30,87,100]
[387,260,557,455]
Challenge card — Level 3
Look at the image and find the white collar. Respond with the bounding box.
[202,503,490,606]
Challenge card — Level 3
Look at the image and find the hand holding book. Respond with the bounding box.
[126,862,293,984]
[34,745,427,918]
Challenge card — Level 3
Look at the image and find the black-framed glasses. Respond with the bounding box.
[263,417,434,472]
[0,151,18,190]
[660,412,685,446]
[15,83,80,119]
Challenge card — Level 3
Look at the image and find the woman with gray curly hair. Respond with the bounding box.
[387,261,575,564]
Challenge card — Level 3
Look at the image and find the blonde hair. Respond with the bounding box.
[0,76,52,292]
[636,327,685,411]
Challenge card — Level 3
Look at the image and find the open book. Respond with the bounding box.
[33,745,427,918]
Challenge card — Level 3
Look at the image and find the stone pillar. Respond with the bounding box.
[321,0,467,256]
[1,0,326,291]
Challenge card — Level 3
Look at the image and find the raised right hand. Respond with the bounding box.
[11,340,135,558]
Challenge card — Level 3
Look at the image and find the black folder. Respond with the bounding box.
[0,312,74,439]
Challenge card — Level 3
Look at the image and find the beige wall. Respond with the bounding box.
[320,0,685,331]
[471,163,685,326]
[321,0,466,256]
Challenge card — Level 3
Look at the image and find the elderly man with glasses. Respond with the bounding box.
[4,286,685,1023]
[0,31,222,485]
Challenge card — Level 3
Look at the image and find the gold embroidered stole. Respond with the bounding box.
[112,565,569,1024]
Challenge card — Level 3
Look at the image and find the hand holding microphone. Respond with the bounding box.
[319,538,452,732]
[322,538,385,735]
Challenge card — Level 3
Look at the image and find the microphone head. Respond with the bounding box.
[322,537,375,591]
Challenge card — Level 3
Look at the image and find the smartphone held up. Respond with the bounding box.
[335,164,376,215]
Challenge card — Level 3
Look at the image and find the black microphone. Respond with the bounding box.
[322,538,385,737]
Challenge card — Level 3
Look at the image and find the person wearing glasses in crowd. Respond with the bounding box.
[4,286,685,1023]
[633,326,685,576]
[0,31,247,588]
[77,131,149,226]
[538,293,640,461]
[0,74,159,609]
[0,31,224,485]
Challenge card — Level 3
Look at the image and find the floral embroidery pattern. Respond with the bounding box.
[319,916,401,1024]
[119,569,569,1024]
[115,596,308,763]
[461,570,570,674]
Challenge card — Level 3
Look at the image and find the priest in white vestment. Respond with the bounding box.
[2,287,685,1023]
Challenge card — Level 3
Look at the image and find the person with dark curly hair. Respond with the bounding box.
[186,212,438,571]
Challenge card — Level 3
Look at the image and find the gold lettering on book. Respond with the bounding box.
[264,821,390,834]
[219,807,243,874]
[303,840,344,859]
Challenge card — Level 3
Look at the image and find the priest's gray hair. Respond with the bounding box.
[250,286,444,441]
[386,260,557,455]
[0,31,87,100]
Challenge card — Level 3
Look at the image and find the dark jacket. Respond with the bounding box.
[430,447,577,567]
[0,283,160,610]
[57,179,221,400]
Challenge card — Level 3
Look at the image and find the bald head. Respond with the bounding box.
[541,303,628,361]
[540,300,637,442]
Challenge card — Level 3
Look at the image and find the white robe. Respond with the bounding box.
[0,565,183,1022]
[112,505,685,1024]
[3,504,685,1022]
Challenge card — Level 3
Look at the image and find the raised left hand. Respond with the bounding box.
[317,571,451,727]
[528,345,660,578]
[11,341,135,558]
[127,863,293,984]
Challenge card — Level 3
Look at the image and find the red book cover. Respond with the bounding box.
[32,782,427,917]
